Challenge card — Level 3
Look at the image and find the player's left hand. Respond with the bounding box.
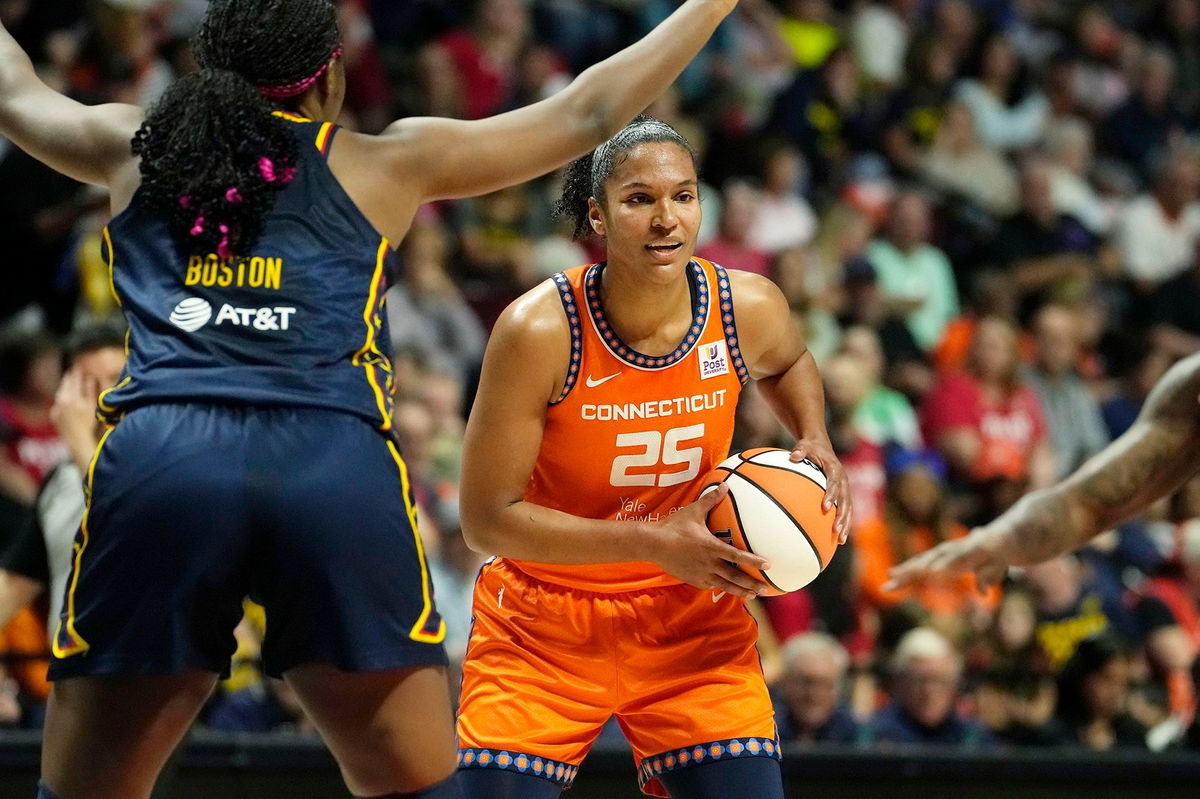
[789,437,852,544]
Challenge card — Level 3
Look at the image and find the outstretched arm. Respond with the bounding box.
[0,22,142,186]
[381,0,738,202]
[887,352,1200,589]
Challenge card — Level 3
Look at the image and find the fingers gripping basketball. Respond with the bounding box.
[699,448,838,596]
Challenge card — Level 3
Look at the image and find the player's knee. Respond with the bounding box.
[357,772,465,799]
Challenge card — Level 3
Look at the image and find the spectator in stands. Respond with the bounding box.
[823,353,886,526]
[921,316,1055,514]
[920,99,1020,217]
[850,0,919,90]
[955,32,1049,152]
[881,35,958,177]
[0,334,66,524]
[697,179,772,276]
[1055,634,1148,750]
[866,190,960,353]
[386,217,487,389]
[0,324,124,727]
[1116,149,1200,293]
[1147,242,1200,359]
[1101,343,1173,439]
[840,324,921,449]
[1024,304,1110,479]
[1045,117,1113,235]
[1105,47,1195,179]
[774,632,866,744]
[748,142,818,254]
[988,157,1099,311]
[853,448,996,640]
[874,627,995,747]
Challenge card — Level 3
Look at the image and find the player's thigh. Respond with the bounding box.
[42,671,218,799]
[616,587,779,795]
[285,663,457,796]
[458,560,611,790]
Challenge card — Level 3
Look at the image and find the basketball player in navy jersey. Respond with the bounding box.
[0,1,747,797]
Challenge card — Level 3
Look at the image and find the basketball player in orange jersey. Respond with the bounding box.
[456,118,853,799]
[887,352,1200,591]
[0,1,748,798]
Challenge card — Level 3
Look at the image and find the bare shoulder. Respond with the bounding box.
[493,278,572,350]
[480,277,575,406]
[726,268,788,312]
[724,268,802,377]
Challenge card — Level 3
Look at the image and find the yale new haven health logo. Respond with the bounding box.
[698,340,730,380]
[170,297,213,332]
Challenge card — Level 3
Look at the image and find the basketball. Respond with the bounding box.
[699,447,838,596]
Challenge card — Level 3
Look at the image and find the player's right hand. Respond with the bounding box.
[648,483,773,600]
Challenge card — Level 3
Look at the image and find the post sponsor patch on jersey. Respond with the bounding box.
[698,340,730,380]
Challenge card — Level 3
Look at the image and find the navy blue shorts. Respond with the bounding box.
[49,403,447,680]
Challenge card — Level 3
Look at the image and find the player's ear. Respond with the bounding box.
[588,197,605,238]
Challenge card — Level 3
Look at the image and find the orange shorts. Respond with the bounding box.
[456,558,779,796]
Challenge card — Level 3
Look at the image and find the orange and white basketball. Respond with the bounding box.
[700,447,838,596]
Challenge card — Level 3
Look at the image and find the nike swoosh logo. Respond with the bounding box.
[711,591,726,603]
[586,373,620,388]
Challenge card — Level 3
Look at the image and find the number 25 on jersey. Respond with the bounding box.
[609,424,705,488]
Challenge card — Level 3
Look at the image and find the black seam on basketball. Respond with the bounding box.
[728,488,785,593]
[733,471,828,570]
[739,456,827,490]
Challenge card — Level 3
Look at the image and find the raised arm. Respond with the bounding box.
[887,352,1200,589]
[0,23,142,187]
[731,271,853,539]
[459,283,770,600]
[380,0,737,203]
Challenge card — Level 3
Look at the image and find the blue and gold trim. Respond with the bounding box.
[457,748,579,788]
[52,426,117,659]
[352,238,395,431]
[712,263,750,384]
[549,271,583,405]
[387,440,446,644]
[585,260,709,370]
[638,736,781,790]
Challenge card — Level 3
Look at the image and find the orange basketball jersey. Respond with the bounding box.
[511,258,748,592]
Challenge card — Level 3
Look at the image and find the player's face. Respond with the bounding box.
[590,143,701,284]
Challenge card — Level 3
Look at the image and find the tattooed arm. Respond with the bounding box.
[886,353,1200,590]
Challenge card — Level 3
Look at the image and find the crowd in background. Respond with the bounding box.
[2,0,1200,757]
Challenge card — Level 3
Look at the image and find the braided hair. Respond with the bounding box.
[132,0,341,259]
[554,115,697,240]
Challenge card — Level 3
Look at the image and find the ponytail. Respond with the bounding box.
[554,151,597,241]
[132,68,299,259]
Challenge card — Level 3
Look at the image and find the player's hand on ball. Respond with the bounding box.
[884,524,1011,593]
[788,437,853,544]
[650,483,772,600]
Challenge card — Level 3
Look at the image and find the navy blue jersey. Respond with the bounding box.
[98,114,397,430]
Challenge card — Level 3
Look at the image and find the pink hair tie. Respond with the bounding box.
[259,158,296,185]
[259,45,344,99]
[225,187,243,204]
[179,195,192,209]
[190,216,205,236]
[217,224,233,259]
